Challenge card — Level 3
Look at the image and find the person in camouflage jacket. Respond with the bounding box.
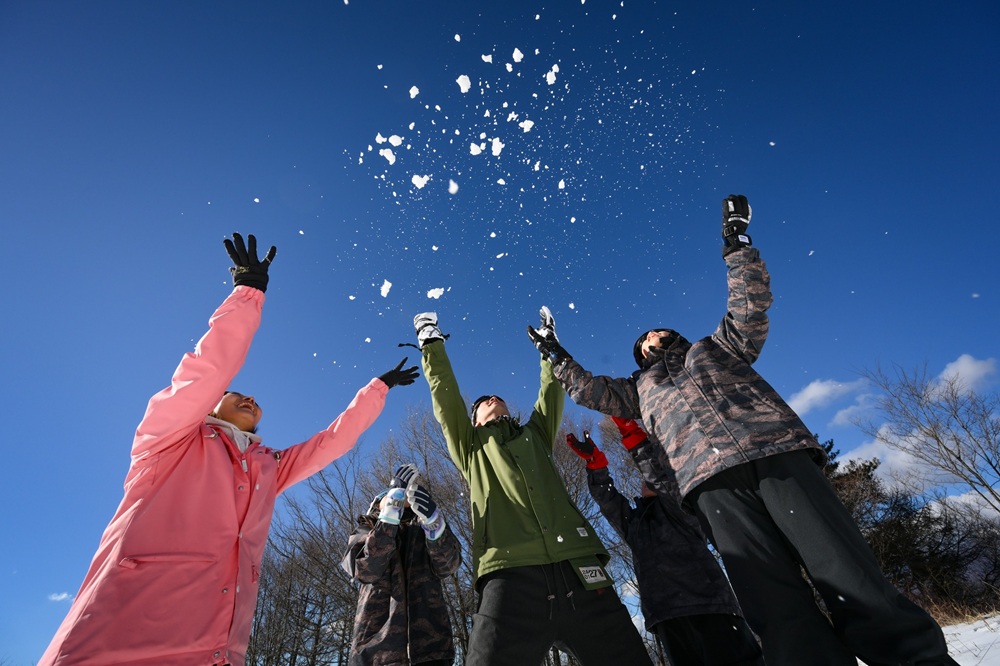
[342,465,461,666]
[529,195,958,666]
[566,419,763,666]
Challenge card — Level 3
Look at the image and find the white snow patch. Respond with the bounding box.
[544,64,560,85]
[380,280,392,298]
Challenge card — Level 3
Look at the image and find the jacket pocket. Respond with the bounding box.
[118,552,217,568]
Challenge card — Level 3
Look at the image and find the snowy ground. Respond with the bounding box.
[883,614,1000,666]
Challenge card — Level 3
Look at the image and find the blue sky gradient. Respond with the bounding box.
[1,1,997,662]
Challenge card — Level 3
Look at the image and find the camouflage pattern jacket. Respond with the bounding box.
[555,247,824,499]
[342,509,461,666]
[588,438,743,629]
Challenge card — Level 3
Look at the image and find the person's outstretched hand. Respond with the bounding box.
[526,306,572,364]
[379,358,420,388]
[566,431,609,470]
[721,194,752,257]
[224,233,277,292]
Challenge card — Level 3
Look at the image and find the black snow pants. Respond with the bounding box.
[689,450,958,666]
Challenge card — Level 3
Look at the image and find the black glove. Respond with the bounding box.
[390,463,418,489]
[379,358,420,389]
[224,233,277,292]
[722,194,752,257]
[526,306,572,363]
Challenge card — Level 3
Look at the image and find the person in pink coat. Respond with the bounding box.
[39,233,419,666]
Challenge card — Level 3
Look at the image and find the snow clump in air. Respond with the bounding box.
[456,75,472,93]
[412,174,431,188]
[409,86,420,99]
[427,288,446,299]
[380,280,392,297]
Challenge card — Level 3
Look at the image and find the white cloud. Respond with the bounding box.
[936,354,996,392]
[48,592,71,602]
[788,379,867,416]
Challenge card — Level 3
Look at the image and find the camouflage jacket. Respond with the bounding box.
[421,339,609,582]
[555,247,824,498]
[588,437,743,628]
[342,510,461,666]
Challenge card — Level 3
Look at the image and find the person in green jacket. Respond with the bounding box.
[413,310,652,666]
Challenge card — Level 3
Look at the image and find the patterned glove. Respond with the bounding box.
[390,464,418,489]
[610,417,650,451]
[414,312,445,348]
[377,488,407,525]
[526,306,572,363]
[566,432,609,470]
[722,194,752,257]
[406,483,447,540]
[224,233,277,293]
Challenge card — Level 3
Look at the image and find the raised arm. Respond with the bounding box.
[566,431,632,539]
[132,233,276,464]
[527,305,640,420]
[415,313,476,475]
[713,194,772,364]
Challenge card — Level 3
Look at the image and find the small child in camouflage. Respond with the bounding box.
[527,195,959,666]
[342,464,461,666]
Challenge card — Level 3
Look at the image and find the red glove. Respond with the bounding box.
[566,432,609,470]
[610,416,649,450]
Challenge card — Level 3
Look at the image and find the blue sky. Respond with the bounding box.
[1,1,997,662]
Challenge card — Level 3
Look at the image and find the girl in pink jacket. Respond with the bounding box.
[39,233,419,666]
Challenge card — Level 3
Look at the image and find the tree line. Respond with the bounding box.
[246,367,999,665]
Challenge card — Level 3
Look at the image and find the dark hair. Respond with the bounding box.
[633,329,676,368]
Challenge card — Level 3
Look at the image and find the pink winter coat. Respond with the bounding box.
[39,286,389,666]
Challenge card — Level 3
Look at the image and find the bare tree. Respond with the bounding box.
[857,364,1000,514]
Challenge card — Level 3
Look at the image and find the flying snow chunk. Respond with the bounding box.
[496,253,506,259]
[808,250,815,256]
[769,141,776,147]
[298,230,305,235]
[558,179,565,189]
[379,148,396,165]
[691,69,697,75]
[569,303,576,310]
[491,137,505,156]
[380,280,392,298]
[512,48,524,63]
[519,119,535,133]
[497,178,507,185]
[427,287,446,299]
[253,197,260,203]
[482,54,493,63]
[506,63,514,73]
[456,74,472,93]
[409,86,420,99]
[412,174,430,189]
[454,34,461,42]
[470,143,484,156]
[349,295,356,300]
[389,135,403,146]
[448,179,459,194]
[365,337,371,343]
[545,64,560,85]
[377,64,383,70]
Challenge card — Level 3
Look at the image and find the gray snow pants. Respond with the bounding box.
[689,450,958,666]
